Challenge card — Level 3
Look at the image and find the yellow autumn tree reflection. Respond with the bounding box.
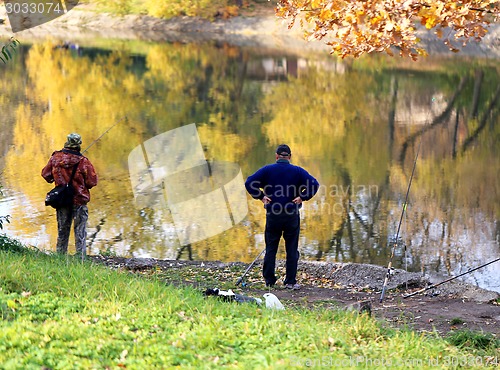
[2,40,264,258]
[260,65,390,260]
[5,41,146,199]
[2,40,498,276]
[146,43,256,162]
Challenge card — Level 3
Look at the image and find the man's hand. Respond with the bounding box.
[292,197,302,204]
[261,196,272,205]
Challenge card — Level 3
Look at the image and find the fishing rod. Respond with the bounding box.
[379,137,423,303]
[78,115,126,263]
[82,116,127,154]
[235,248,266,287]
[403,257,500,298]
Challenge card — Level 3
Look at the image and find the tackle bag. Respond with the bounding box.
[45,161,80,209]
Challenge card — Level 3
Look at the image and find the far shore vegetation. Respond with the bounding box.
[85,0,270,20]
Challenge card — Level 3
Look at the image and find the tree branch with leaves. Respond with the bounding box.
[0,36,20,65]
[276,0,500,59]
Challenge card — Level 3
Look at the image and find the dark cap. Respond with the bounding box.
[276,144,291,156]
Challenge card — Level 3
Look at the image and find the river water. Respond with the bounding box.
[0,39,498,292]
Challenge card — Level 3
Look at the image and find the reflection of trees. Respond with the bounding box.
[393,68,499,276]
[2,42,499,277]
[261,65,393,263]
[470,69,483,119]
[3,41,264,257]
[406,69,499,217]
[3,43,151,253]
[0,46,28,170]
[176,243,193,260]
[460,84,500,155]
[260,61,499,274]
[399,76,468,165]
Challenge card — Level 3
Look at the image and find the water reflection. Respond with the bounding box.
[0,40,498,292]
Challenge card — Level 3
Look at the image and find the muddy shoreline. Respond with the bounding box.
[89,255,500,336]
[94,256,500,302]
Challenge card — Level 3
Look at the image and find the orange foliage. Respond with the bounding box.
[276,0,500,59]
[219,5,240,19]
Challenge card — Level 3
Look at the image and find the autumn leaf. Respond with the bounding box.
[424,15,438,29]
[385,21,395,32]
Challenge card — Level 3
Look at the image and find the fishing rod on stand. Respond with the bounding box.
[379,137,423,303]
[235,248,266,287]
[403,257,500,298]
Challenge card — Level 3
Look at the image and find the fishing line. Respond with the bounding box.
[79,116,126,262]
[82,116,127,154]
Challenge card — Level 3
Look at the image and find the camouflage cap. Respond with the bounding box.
[64,133,82,150]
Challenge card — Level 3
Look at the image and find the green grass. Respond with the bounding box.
[0,234,24,253]
[449,317,466,326]
[0,237,497,369]
[447,330,499,352]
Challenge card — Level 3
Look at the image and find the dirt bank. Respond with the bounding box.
[1,3,499,57]
[0,3,328,54]
[90,256,500,336]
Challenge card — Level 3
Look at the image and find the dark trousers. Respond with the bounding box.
[263,211,300,285]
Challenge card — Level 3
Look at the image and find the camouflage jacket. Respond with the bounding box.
[41,149,98,206]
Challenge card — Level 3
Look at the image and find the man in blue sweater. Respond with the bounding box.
[245,144,319,289]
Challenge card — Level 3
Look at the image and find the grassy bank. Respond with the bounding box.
[0,235,498,369]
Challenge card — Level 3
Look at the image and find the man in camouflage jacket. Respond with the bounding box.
[42,133,98,257]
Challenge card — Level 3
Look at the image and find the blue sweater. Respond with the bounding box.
[245,159,320,213]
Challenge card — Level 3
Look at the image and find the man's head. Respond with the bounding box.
[275,144,291,160]
[64,133,82,151]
